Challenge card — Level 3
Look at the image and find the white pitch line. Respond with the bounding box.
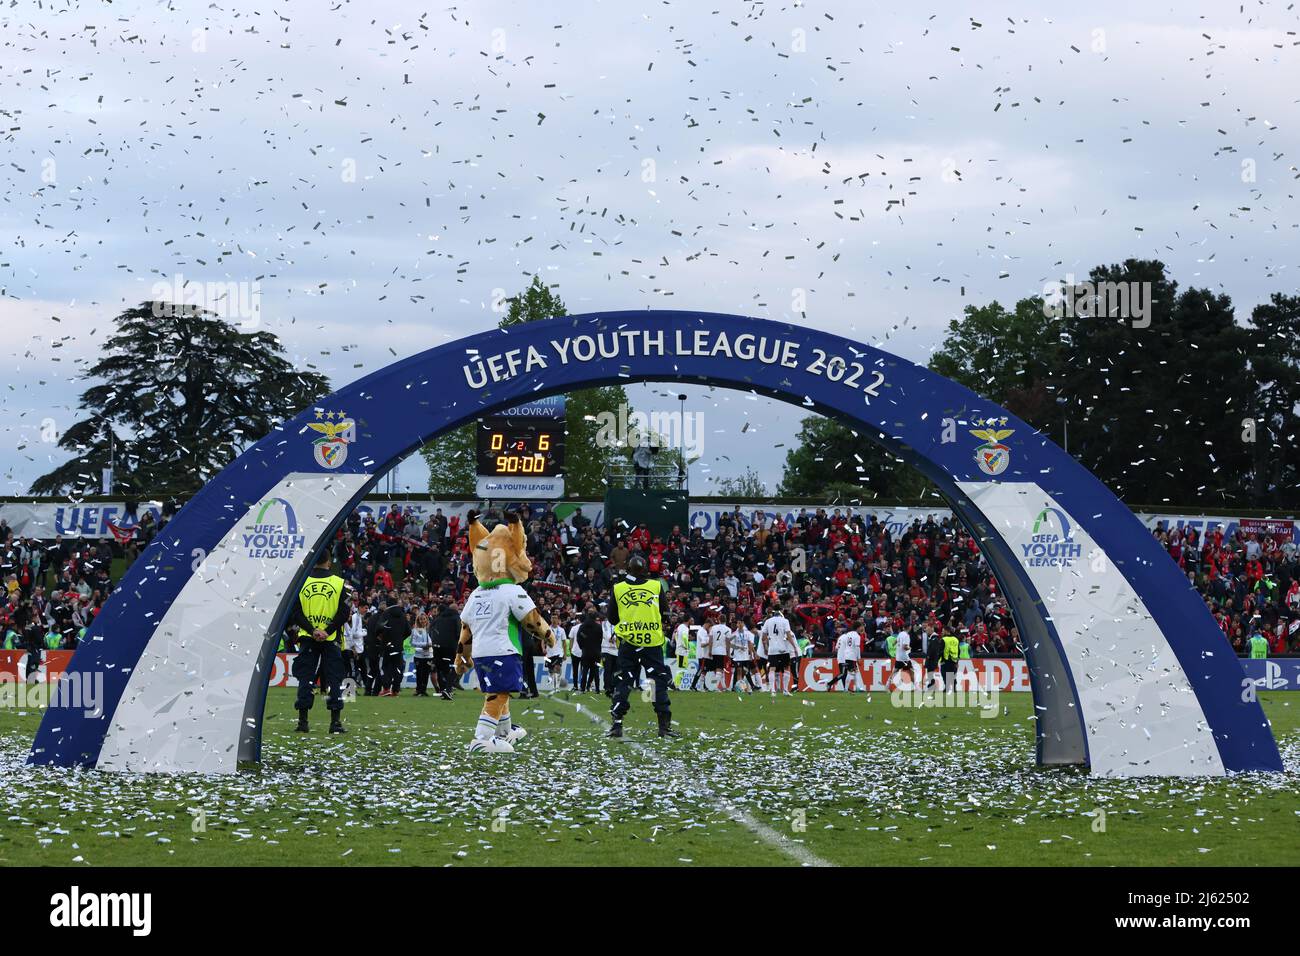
[542,690,834,868]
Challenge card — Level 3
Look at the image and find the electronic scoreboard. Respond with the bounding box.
[473,397,565,498]
[475,418,564,477]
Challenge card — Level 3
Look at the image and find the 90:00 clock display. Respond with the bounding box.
[475,418,565,477]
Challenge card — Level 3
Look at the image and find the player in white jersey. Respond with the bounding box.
[708,616,733,690]
[891,628,914,688]
[600,614,618,696]
[831,624,863,692]
[687,619,712,690]
[342,600,367,695]
[759,609,796,696]
[685,621,709,690]
[546,615,567,689]
[729,618,759,693]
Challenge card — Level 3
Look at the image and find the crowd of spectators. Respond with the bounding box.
[0,513,172,671]
[1152,522,1300,656]
[3,504,1297,681]
[321,504,1025,668]
[301,503,1300,670]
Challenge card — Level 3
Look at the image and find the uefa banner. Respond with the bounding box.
[4,498,1297,544]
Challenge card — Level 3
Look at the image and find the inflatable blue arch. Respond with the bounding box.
[30,311,1282,776]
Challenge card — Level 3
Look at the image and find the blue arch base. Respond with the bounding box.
[30,312,1282,776]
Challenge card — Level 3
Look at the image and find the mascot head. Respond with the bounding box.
[467,509,532,585]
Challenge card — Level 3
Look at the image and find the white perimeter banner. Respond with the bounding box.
[264,652,1031,694]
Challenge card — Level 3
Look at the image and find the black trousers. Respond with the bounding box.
[293,640,345,713]
[520,649,538,697]
[602,653,618,693]
[381,651,405,692]
[580,657,600,691]
[363,648,383,694]
[433,652,456,694]
[414,658,433,695]
[610,643,671,722]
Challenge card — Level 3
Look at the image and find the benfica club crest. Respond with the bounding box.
[970,421,1014,477]
[308,410,356,469]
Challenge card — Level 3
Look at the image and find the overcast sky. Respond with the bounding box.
[2,0,1296,498]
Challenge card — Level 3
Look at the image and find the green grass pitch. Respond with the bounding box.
[1,688,1296,866]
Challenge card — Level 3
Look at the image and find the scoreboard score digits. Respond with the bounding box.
[474,397,566,498]
[475,417,565,478]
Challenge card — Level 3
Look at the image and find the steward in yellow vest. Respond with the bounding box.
[940,632,960,691]
[941,633,960,662]
[613,577,665,647]
[606,555,679,740]
[286,550,351,733]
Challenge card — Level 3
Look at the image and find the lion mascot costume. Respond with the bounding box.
[455,510,555,753]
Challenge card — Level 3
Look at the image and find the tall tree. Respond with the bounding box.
[928,295,1064,437]
[1051,260,1253,505]
[777,414,932,501]
[707,466,768,498]
[777,298,1056,501]
[420,424,476,497]
[779,295,1067,502]
[420,277,631,498]
[31,302,330,499]
[1248,293,1300,507]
